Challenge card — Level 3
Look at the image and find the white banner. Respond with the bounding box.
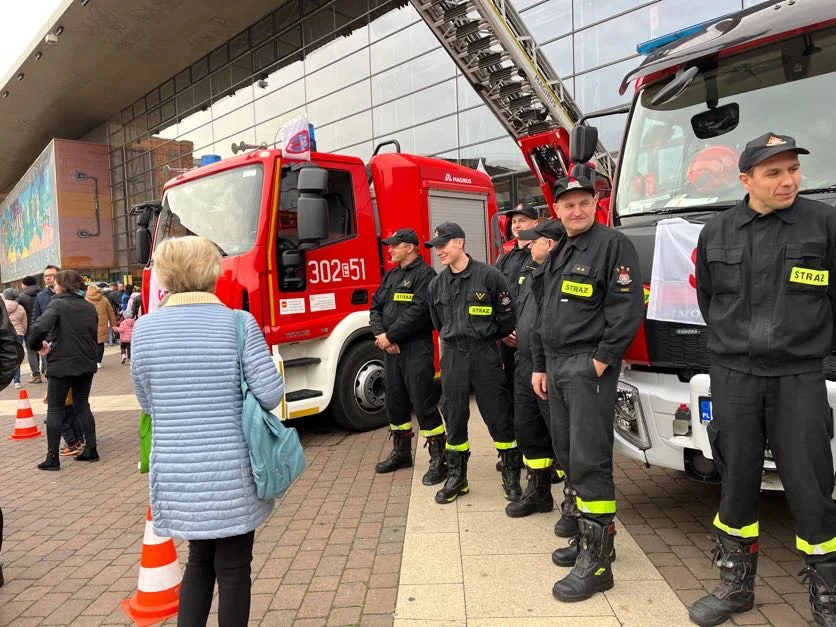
[281,114,311,161]
[147,266,167,314]
[647,218,706,326]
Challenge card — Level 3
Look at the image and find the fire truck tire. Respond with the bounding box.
[328,341,387,432]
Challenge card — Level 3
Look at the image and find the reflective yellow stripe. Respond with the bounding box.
[468,305,493,316]
[522,456,553,469]
[393,292,414,302]
[575,497,616,515]
[446,441,470,452]
[713,514,759,539]
[518,276,526,285]
[390,422,412,431]
[789,267,828,286]
[494,440,517,451]
[561,280,593,298]
[555,468,566,479]
[797,535,836,555]
[420,425,445,437]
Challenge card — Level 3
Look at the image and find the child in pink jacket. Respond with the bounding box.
[114,309,135,364]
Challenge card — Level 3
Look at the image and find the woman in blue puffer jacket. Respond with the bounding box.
[130,236,283,627]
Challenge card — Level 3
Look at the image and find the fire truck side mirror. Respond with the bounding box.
[296,166,330,244]
[136,228,151,266]
[570,126,598,164]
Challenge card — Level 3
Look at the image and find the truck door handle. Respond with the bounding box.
[351,289,368,305]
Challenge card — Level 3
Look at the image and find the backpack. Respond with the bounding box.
[235,311,305,500]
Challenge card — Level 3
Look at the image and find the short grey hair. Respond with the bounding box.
[154,236,223,294]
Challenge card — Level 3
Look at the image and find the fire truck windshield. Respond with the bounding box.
[156,164,264,255]
[616,26,836,217]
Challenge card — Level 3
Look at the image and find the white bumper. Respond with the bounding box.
[615,367,836,490]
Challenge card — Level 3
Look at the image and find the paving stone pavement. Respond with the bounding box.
[0,346,818,625]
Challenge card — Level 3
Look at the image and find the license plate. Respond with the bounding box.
[698,396,712,423]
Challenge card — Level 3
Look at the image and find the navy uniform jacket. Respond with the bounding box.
[696,194,836,376]
[369,256,436,344]
[531,222,644,371]
[428,256,515,345]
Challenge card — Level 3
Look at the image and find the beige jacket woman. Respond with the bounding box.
[85,285,116,344]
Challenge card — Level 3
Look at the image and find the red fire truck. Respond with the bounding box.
[134,144,499,431]
[572,0,836,488]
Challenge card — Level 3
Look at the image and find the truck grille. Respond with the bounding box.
[644,320,836,381]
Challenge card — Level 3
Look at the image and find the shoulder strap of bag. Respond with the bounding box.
[234,310,249,395]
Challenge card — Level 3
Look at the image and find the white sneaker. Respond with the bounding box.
[97,363,102,369]
[14,383,21,389]
[121,356,127,365]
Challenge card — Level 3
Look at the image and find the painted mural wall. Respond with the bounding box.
[0,142,60,282]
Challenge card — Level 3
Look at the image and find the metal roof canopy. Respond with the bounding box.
[0,0,286,192]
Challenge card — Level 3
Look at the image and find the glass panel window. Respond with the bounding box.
[541,35,574,78]
[574,57,635,112]
[211,95,255,144]
[191,57,209,82]
[209,45,229,72]
[229,31,250,59]
[308,80,371,128]
[175,69,191,93]
[276,0,302,27]
[458,105,506,147]
[160,79,175,102]
[373,79,456,137]
[518,0,572,44]
[459,137,524,174]
[254,79,306,125]
[369,2,417,42]
[370,21,438,74]
[573,0,645,28]
[254,107,306,149]
[305,22,369,73]
[254,40,278,73]
[381,114,458,156]
[251,14,274,46]
[457,76,483,110]
[278,25,303,60]
[305,48,369,101]
[315,110,372,152]
[372,48,456,105]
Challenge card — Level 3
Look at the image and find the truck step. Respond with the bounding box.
[283,357,321,368]
[286,389,324,402]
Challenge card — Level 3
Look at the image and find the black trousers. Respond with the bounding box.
[96,343,105,364]
[547,353,618,523]
[441,341,515,449]
[178,530,255,627]
[709,365,836,562]
[46,373,96,455]
[500,342,516,403]
[514,354,554,466]
[383,340,443,436]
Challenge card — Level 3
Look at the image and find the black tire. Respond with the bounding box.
[327,340,387,431]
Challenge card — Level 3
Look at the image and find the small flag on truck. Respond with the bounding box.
[282,114,312,161]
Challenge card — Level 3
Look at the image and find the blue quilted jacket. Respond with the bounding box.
[130,293,284,540]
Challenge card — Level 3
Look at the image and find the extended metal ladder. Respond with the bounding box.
[410,0,615,178]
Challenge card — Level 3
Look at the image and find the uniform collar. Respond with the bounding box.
[734,194,798,228]
[564,222,597,251]
[401,256,424,271]
[163,292,223,307]
[444,254,474,281]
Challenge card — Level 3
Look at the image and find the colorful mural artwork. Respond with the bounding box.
[0,142,60,282]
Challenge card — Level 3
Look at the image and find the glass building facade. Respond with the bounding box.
[103,0,763,274]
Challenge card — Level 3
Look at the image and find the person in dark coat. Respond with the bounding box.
[19,276,42,383]
[0,297,26,588]
[28,269,100,470]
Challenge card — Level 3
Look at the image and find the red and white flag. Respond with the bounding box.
[647,218,706,326]
[281,114,311,161]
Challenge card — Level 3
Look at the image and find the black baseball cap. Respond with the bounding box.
[381,228,419,246]
[502,204,538,220]
[738,132,809,172]
[553,175,595,201]
[425,222,466,248]
[517,218,564,241]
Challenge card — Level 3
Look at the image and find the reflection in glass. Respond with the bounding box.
[308,80,371,128]
[306,48,370,101]
[382,114,458,156]
[458,105,506,147]
[373,48,456,105]
[374,80,456,137]
[518,0,572,44]
[315,111,373,152]
[369,2,417,42]
[370,21,439,74]
[541,35,574,79]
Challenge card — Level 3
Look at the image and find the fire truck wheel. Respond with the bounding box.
[328,341,387,431]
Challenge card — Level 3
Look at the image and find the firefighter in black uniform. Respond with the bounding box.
[371,229,447,486]
[426,222,522,504]
[504,218,568,519]
[690,133,836,627]
[495,204,540,402]
[531,176,643,602]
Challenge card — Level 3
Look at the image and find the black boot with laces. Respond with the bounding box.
[802,560,836,626]
[688,535,758,626]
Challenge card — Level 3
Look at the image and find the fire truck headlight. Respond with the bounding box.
[614,381,652,451]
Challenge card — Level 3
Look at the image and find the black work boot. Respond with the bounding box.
[801,560,836,626]
[554,482,580,537]
[553,518,616,602]
[553,533,617,567]
[505,467,554,518]
[498,448,523,501]
[37,452,60,471]
[435,449,470,504]
[688,535,758,626]
[422,434,448,486]
[375,430,413,474]
[75,446,100,462]
[551,467,565,484]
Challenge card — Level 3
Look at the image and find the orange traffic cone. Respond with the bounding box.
[121,507,182,626]
[9,390,42,440]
